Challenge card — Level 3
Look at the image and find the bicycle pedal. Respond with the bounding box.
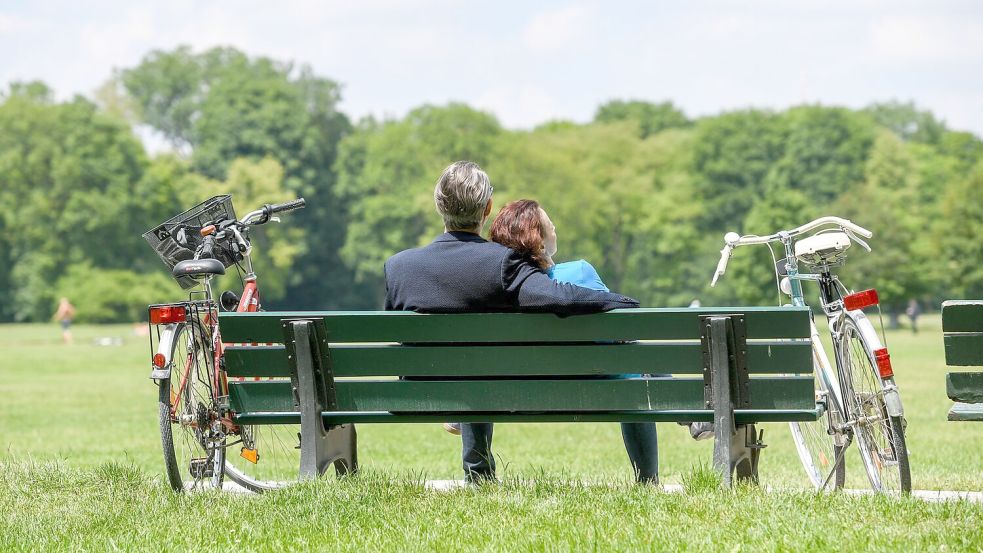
[188,458,214,478]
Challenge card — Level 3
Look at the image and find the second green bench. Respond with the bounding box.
[942,300,983,422]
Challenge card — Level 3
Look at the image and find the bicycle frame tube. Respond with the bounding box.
[809,317,847,437]
[778,236,851,427]
[779,234,809,307]
[237,278,260,313]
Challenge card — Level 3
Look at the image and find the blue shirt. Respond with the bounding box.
[547,259,610,292]
[548,259,645,379]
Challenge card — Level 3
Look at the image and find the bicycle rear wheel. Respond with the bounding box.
[838,316,911,494]
[790,343,846,490]
[158,321,225,492]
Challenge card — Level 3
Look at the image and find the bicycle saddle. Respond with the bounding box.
[172,258,226,278]
[795,232,851,266]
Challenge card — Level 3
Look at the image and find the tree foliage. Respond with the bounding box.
[0,84,148,321]
[937,162,983,298]
[594,100,690,138]
[2,49,982,322]
[122,46,363,309]
[334,104,503,305]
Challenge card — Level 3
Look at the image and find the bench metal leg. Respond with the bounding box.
[731,425,761,484]
[330,424,358,476]
[287,320,359,480]
[708,317,761,487]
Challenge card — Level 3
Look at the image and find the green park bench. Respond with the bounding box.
[942,301,983,422]
[218,307,817,486]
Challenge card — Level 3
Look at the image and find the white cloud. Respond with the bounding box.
[0,12,37,34]
[521,5,592,54]
[918,90,983,137]
[2,1,983,137]
[868,15,983,63]
[475,84,561,129]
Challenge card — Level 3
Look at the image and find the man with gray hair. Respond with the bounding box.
[433,160,494,231]
[384,161,640,483]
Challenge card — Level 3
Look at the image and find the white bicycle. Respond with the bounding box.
[710,216,911,494]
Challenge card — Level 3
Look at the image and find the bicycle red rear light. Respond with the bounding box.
[153,353,167,368]
[873,348,893,379]
[843,289,879,311]
[149,305,186,324]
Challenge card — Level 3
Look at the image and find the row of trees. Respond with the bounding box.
[1,46,981,323]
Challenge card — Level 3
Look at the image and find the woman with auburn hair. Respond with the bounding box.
[490,199,606,290]
[486,199,660,484]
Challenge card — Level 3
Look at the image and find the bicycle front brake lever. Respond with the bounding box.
[844,229,871,252]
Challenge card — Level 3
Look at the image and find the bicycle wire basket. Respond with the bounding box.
[143,195,238,289]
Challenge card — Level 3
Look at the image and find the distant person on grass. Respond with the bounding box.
[384,161,644,484]
[52,297,76,345]
[906,299,921,334]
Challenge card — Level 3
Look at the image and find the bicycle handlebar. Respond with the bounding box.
[709,232,740,288]
[735,216,872,247]
[709,216,873,287]
[240,197,306,226]
[200,234,216,260]
[710,245,732,288]
[268,198,306,214]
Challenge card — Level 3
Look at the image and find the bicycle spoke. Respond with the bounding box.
[159,320,225,492]
[789,333,845,490]
[839,317,910,493]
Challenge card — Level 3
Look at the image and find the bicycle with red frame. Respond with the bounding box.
[144,195,306,492]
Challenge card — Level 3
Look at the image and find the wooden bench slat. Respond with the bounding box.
[228,376,815,414]
[234,409,821,425]
[942,300,983,333]
[219,307,811,344]
[946,372,983,403]
[943,334,983,366]
[223,340,813,378]
[947,402,983,422]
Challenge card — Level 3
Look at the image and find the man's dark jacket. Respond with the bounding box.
[384,231,639,313]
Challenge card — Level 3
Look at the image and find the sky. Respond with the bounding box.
[2,0,982,136]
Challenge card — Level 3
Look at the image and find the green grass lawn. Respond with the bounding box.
[1,316,982,550]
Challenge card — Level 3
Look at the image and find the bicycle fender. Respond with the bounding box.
[882,384,905,417]
[150,323,180,380]
[847,311,904,417]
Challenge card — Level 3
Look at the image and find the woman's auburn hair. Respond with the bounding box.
[489,199,549,269]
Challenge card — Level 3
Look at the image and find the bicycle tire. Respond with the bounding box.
[223,418,358,492]
[158,321,225,492]
[789,340,846,490]
[222,418,306,492]
[838,315,911,494]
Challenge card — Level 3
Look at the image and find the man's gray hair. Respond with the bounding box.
[434,161,493,231]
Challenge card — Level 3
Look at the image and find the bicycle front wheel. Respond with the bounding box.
[838,315,911,494]
[158,321,225,492]
[222,418,305,492]
[790,342,846,490]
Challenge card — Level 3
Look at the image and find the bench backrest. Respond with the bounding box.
[218,307,815,423]
[942,301,983,409]
[942,301,983,366]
